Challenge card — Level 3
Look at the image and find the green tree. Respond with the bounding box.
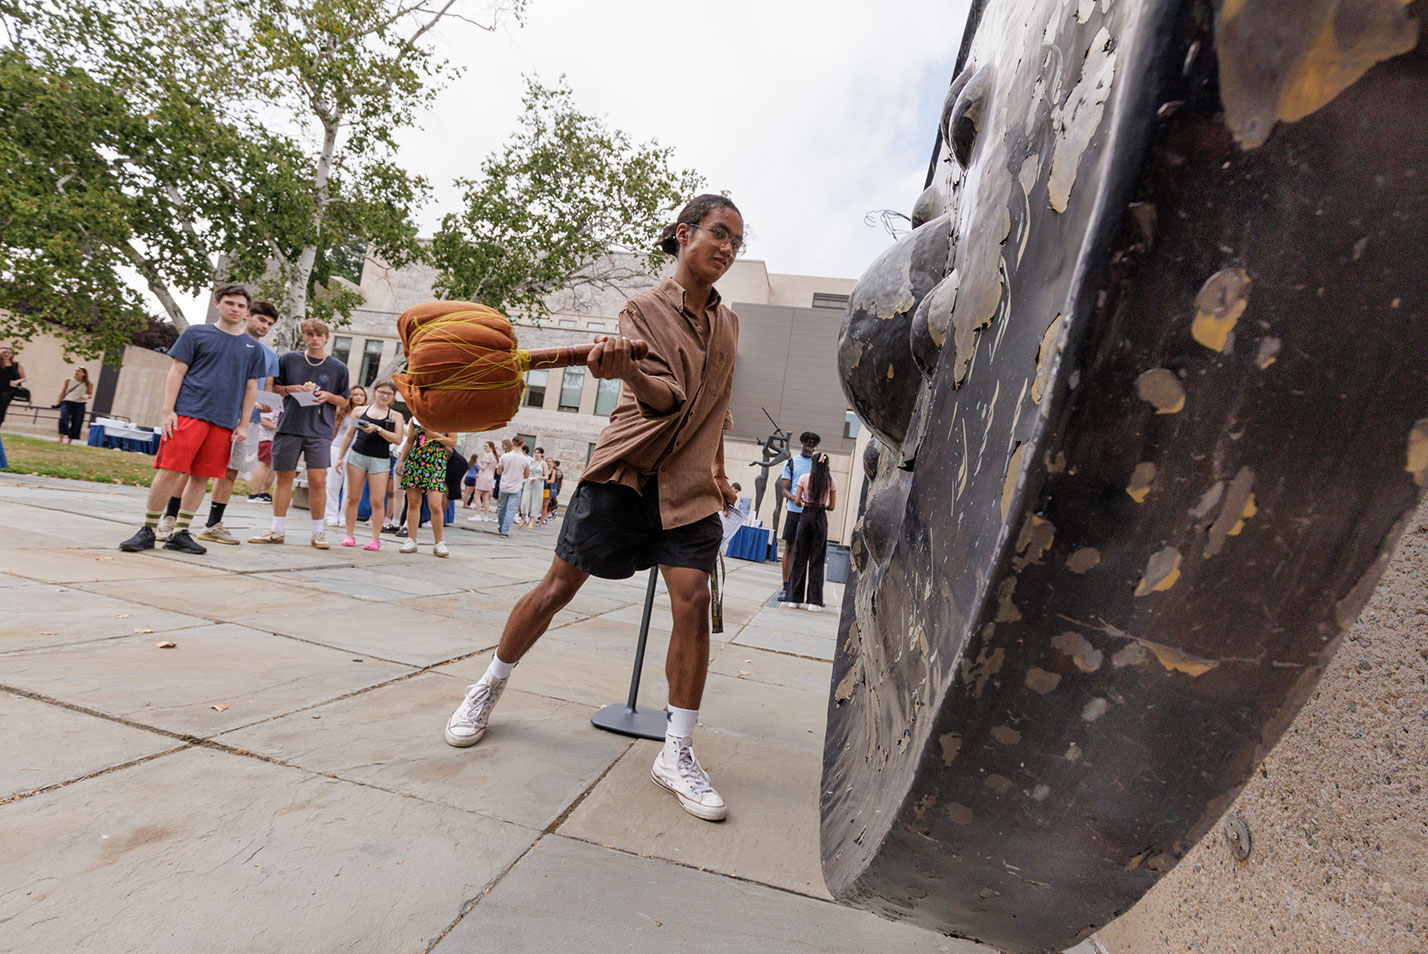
[431,78,705,321]
[0,0,524,354]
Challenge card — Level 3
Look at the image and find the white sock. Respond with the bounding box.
[272,516,286,534]
[312,518,325,535]
[486,654,515,681]
[666,705,698,741]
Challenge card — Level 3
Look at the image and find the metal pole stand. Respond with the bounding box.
[590,567,667,740]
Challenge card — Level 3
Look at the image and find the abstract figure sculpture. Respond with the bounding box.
[822,2,1426,952]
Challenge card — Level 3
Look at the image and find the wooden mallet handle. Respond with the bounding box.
[525,339,650,370]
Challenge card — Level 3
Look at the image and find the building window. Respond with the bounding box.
[524,369,548,407]
[558,318,578,328]
[594,377,620,416]
[559,366,585,412]
[333,336,352,366]
[843,410,862,440]
[517,433,537,453]
[812,292,851,311]
[359,339,384,387]
[585,321,604,331]
[586,442,597,467]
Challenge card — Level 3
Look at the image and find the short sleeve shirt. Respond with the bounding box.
[498,450,530,494]
[274,352,350,439]
[249,338,279,424]
[583,278,739,529]
[782,454,815,514]
[795,472,837,510]
[169,324,268,429]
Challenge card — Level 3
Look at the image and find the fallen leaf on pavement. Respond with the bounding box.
[739,670,752,677]
[134,627,155,634]
[113,613,131,618]
[156,641,177,649]
[40,631,57,636]
[209,704,228,712]
[96,556,114,562]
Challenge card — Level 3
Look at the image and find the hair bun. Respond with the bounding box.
[656,223,680,256]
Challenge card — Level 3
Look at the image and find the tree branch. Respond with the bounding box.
[120,241,190,330]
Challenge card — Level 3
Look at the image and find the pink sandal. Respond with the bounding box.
[363,539,381,551]
[341,536,357,547]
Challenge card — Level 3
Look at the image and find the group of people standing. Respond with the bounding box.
[0,344,95,444]
[461,438,564,534]
[777,431,838,612]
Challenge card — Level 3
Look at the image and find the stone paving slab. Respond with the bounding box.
[0,547,229,584]
[221,671,632,830]
[1,585,213,654]
[0,623,413,736]
[396,588,583,635]
[75,573,340,622]
[0,747,539,954]
[280,563,469,600]
[234,598,485,668]
[732,623,837,661]
[708,644,836,696]
[558,732,828,898]
[434,833,980,954]
[0,690,179,799]
[697,670,829,755]
[438,630,672,711]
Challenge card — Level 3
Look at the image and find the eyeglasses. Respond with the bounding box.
[689,224,746,256]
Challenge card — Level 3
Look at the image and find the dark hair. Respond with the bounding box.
[249,299,279,320]
[534,446,544,455]
[800,431,821,445]
[73,366,90,382]
[213,283,251,304]
[513,436,525,447]
[657,194,743,256]
[807,452,831,511]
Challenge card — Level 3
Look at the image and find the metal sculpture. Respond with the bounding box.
[748,415,792,533]
[823,2,1426,952]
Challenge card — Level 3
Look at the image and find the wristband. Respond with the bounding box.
[714,473,729,480]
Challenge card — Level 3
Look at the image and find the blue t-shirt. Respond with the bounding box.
[249,337,279,423]
[782,454,815,514]
[169,324,268,429]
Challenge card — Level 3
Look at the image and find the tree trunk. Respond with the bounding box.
[121,242,191,330]
[278,112,341,345]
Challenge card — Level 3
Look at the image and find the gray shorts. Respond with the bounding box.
[271,432,331,471]
[346,449,390,475]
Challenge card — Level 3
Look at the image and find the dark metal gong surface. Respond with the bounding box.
[823,1,1427,952]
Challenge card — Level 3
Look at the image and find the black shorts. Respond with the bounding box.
[782,508,803,544]
[555,478,721,579]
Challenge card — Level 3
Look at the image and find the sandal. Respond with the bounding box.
[363,539,381,551]
[341,536,357,547]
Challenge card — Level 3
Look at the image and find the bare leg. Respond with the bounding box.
[179,474,208,513]
[367,472,388,542]
[145,468,188,512]
[250,460,271,496]
[273,471,296,516]
[428,489,445,544]
[661,565,712,710]
[343,463,366,538]
[307,468,327,522]
[405,489,422,542]
[495,556,590,663]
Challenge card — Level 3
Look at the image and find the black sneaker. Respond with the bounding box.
[119,526,156,552]
[778,586,788,601]
[163,529,208,555]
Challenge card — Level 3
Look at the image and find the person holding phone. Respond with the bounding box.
[336,379,404,550]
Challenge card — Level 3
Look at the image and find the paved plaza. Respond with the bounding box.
[0,471,996,954]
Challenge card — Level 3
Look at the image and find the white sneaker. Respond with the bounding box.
[433,541,449,558]
[651,736,727,821]
[310,531,330,550]
[806,603,823,612]
[399,538,418,554]
[155,514,176,542]
[324,516,341,527]
[444,676,508,747]
[466,514,482,523]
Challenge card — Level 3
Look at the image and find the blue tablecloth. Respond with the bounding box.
[0,433,7,469]
[87,424,160,455]
[727,525,777,562]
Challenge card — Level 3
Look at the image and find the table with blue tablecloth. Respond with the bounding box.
[726,525,777,562]
[87,421,160,454]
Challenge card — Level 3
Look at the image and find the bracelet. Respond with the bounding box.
[714,473,728,480]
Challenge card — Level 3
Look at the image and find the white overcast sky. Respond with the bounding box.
[160,0,971,319]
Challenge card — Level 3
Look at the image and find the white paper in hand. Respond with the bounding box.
[720,509,745,549]
[288,389,320,407]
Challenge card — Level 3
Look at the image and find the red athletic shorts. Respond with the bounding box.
[257,440,273,464]
[154,415,233,479]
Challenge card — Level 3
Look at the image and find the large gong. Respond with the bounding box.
[822,1,1428,952]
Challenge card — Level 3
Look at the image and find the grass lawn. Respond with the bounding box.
[0,434,252,493]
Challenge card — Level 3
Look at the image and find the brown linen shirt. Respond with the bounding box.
[583,277,738,529]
